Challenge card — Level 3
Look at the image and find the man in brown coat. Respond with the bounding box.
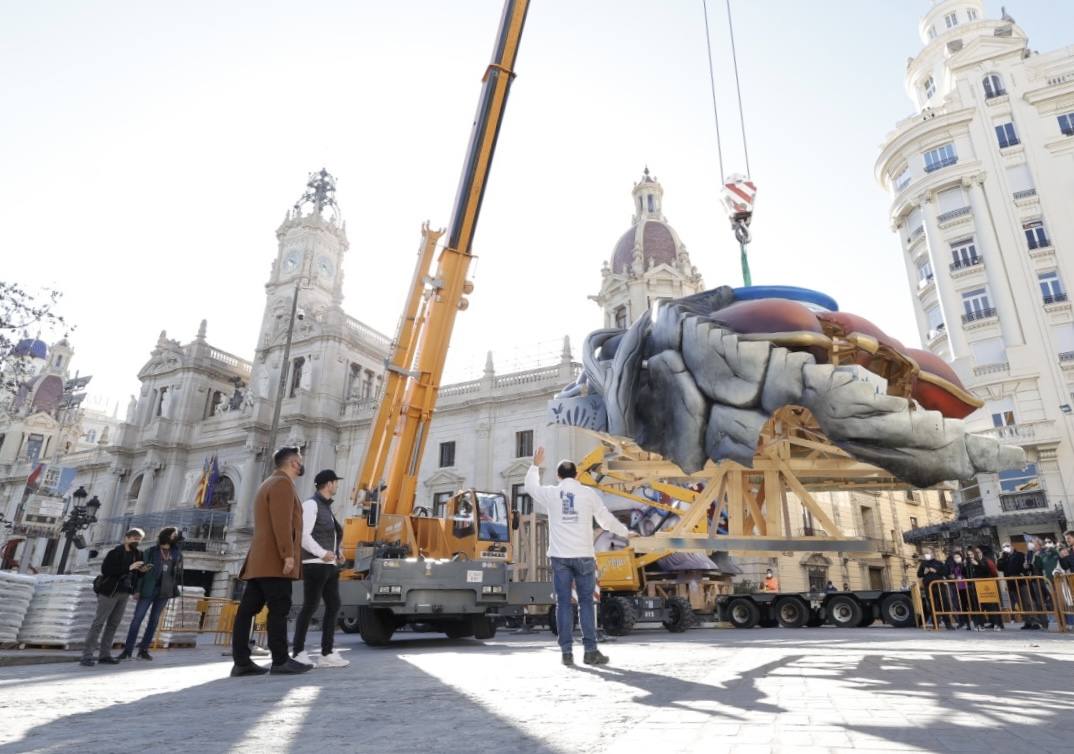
[230,446,311,676]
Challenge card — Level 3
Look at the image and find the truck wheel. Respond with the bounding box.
[338,614,360,634]
[827,596,863,628]
[357,606,396,646]
[444,621,474,639]
[601,596,638,636]
[774,597,808,628]
[662,596,696,633]
[857,614,875,627]
[472,616,497,640]
[727,598,760,629]
[880,594,915,628]
[806,612,824,627]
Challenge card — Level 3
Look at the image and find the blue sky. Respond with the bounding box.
[3,1,1073,404]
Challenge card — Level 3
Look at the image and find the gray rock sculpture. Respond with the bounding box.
[551,286,1023,487]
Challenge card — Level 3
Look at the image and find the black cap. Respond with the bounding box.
[314,469,343,487]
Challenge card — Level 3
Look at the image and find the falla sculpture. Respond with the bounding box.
[551,285,1024,488]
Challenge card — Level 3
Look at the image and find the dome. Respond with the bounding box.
[611,221,680,274]
[11,337,47,360]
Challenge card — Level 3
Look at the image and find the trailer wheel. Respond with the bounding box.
[827,595,863,628]
[443,621,474,639]
[600,596,638,636]
[880,594,915,628]
[471,616,497,640]
[727,598,760,629]
[806,612,824,627]
[338,614,360,634]
[357,606,396,646]
[857,614,876,627]
[662,596,696,633]
[774,597,809,628]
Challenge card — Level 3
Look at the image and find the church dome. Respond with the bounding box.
[608,168,684,274]
[11,337,47,360]
[611,221,679,274]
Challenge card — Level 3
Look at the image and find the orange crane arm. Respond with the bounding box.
[351,0,530,522]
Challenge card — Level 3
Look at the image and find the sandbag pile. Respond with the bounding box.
[17,575,96,648]
[0,571,37,644]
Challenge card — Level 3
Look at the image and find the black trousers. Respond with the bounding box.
[232,577,292,667]
[292,563,341,656]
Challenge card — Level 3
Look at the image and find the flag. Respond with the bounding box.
[193,458,209,508]
[204,456,220,508]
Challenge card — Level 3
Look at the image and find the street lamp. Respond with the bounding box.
[56,487,101,574]
[263,277,308,479]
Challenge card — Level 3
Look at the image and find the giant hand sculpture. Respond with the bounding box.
[551,285,1023,487]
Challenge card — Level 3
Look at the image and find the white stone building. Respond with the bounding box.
[876,0,1074,547]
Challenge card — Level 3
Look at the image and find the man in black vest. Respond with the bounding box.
[292,469,348,668]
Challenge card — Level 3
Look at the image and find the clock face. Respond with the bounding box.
[283,251,301,273]
[317,256,334,278]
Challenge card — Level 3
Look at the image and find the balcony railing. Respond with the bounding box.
[96,507,233,550]
[985,88,1008,100]
[950,256,983,271]
[973,362,1009,377]
[962,307,997,323]
[924,156,959,173]
[1059,351,1074,363]
[1027,239,1052,251]
[958,499,984,519]
[1043,292,1069,305]
[1061,125,1074,136]
[1013,188,1038,200]
[937,206,972,223]
[999,491,1048,512]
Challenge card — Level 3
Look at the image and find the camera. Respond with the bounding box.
[296,309,306,321]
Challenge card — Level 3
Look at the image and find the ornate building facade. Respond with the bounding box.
[876,0,1074,547]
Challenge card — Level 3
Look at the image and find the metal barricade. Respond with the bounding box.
[1054,573,1074,629]
[924,575,1065,632]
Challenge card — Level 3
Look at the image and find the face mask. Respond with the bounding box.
[1002,546,1011,552]
[953,557,962,564]
[924,553,933,560]
[1027,543,1036,551]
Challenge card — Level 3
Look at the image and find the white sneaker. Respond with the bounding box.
[316,651,350,668]
[292,651,315,666]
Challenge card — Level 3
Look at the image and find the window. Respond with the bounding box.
[983,73,1006,98]
[515,429,533,458]
[916,259,934,285]
[937,185,966,214]
[926,305,945,337]
[807,566,828,593]
[923,143,957,172]
[646,194,654,212]
[967,8,978,20]
[995,122,1019,148]
[1024,221,1050,249]
[927,25,937,40]
[155,387,168,417]
[1059,112,1074,136]
[944,12,958,28]
[961,287,994,321]
[987,398,1016,428]
[970,336,1006,366]
[999,463,1038,493]
[432,491,452,517]
[909,516,919,529]
[893,165,911,191]
[289,357,305,397]
[923,76,936,99]
[438,441,456,468]
[1053,324,1074,359]
[802,508,816,536]
[614,306,627,329]
[1006,163,1035,195]
[1039,270,1066,304]
[511,482,533,515]
[950,238,979,269]
[362,370,374,400]
[906,206,924,238]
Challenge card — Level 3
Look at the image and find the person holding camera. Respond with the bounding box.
[118,526,184,660]
[80,528,147,667]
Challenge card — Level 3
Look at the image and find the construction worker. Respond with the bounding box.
[762,569,779,592]
[525,446,631,667]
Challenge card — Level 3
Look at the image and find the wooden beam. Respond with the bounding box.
[776,457,842,537]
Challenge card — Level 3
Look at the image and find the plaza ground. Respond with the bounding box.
[1,626,1073,754]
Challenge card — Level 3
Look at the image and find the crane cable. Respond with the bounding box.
[725,0,751,179]
[701,0,725,182]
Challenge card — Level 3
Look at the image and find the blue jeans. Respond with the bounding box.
[552,557,598,654]
[124,595,170,653]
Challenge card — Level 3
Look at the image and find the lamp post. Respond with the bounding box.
[263,279,306,479]
[56,487,101,574]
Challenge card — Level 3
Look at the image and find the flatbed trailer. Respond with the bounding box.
[716,589,915,629]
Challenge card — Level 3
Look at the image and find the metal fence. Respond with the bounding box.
[97,507,232,551]
[921,575,1070,632]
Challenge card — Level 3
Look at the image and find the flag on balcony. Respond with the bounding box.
[202,456,220,508]
[192,458,209,508]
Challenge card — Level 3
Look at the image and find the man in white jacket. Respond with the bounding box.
[525,446,631,666]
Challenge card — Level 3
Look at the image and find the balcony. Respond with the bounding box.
[1043,292,1069,305]
[958,499,984,520]
[999,491,1048,513]
[96,507,233,551]
[1013,188,1038,200]
[937,206,972,224]
[962,307,997,323]
[924,156,958,173]
[949,256,983,272]
[1060,351,1074,363]
[985,88,1008,100]
[973,361,1009,377]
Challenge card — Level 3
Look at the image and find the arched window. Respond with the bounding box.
[211,475,235,508]
[126,474,143,513]
[646,194,654,212]
[289,357,305,397]
[983,73,1006,99]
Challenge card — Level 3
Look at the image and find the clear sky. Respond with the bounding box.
[3,1,1073,407]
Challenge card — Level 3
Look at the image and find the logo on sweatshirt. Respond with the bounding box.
[560,491,578,524]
